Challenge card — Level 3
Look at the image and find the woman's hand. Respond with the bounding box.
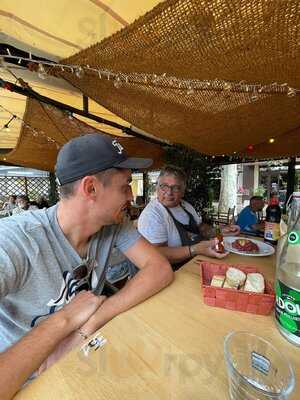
[194,240,229,259]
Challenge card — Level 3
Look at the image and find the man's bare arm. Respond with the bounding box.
[81,238,174,334]
[0,291,104,400]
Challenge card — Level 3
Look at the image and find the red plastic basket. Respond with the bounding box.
[200,262,275,315]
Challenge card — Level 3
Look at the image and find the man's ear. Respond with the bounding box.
[81,176,99,199]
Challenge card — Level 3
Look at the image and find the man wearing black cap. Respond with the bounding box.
[0,133,173,398]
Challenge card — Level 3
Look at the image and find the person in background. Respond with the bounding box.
[2,195,17,215]
[236,196,265,233]
[138,165,240,269]
[37,195,49,209]
[12,195,39,215]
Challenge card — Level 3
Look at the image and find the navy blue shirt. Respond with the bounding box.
[236,206,258,232]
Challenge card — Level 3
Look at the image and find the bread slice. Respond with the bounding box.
[226,267,246,288]
[210,275,225,288]
[244,273,265,293]
[223,279,238,290]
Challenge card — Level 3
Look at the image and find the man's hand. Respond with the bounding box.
[222,224,240,236]
[57,291,106,331]
[38,292,107,373]
[193,240,229,259]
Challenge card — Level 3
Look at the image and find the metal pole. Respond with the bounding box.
[24,177,28,197]
[285,157,296,208]
[0,78,164,146]
[48,172,59,206]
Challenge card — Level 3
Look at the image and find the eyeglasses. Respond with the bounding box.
[158,183,182,193]
[73,260,97,292]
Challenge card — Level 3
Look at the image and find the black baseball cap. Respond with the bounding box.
[55,133,153,185]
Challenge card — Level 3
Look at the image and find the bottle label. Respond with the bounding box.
[287,231,300,263]
[264,222,280,241]
[288,231,300,245]
[275,280,300,338]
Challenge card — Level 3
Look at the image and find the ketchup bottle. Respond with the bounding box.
[215,224,225,253]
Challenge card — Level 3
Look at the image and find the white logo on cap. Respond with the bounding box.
[112,139,124,155]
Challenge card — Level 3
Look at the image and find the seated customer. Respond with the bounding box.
[236,196,265,233]
[2,195,17,215]
[138,165,240,269]
[12,195,39,215]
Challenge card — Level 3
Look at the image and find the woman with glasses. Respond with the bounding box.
[138,165,240,269]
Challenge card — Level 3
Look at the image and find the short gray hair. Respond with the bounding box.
[59,168,119,199]
[158,165,187,189]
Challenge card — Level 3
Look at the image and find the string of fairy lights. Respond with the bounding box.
[0,51,298,162]
[0,104,67,155]
[0,102,286,164]
[0,53,299,98]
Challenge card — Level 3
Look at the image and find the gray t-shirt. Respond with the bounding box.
[0,204,140,352]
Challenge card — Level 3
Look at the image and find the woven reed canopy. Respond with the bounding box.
[56,0,300,158]
[0,0,163,170]
[0,0,300,170]
[2,98,163,171]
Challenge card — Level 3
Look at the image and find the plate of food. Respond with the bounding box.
[224,237,275,257]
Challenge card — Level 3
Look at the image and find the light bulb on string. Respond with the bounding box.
[152,74,159,85]
[113,76,122,89]
[269,138,275,144]
[75,66,84,78]
[186,85,194,95]
[37,63,47,80]
[250,91,258,102]
[258,86,265,93]
[223,82,232,91]
[3,124,10,132]
[287,87,296,97]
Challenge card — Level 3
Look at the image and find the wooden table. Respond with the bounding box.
[15,252,300,399]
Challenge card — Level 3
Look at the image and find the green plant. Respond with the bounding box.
[253,185,266,197]
[163,144,220,213]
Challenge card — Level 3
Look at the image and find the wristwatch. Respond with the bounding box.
[189,244,198,257]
